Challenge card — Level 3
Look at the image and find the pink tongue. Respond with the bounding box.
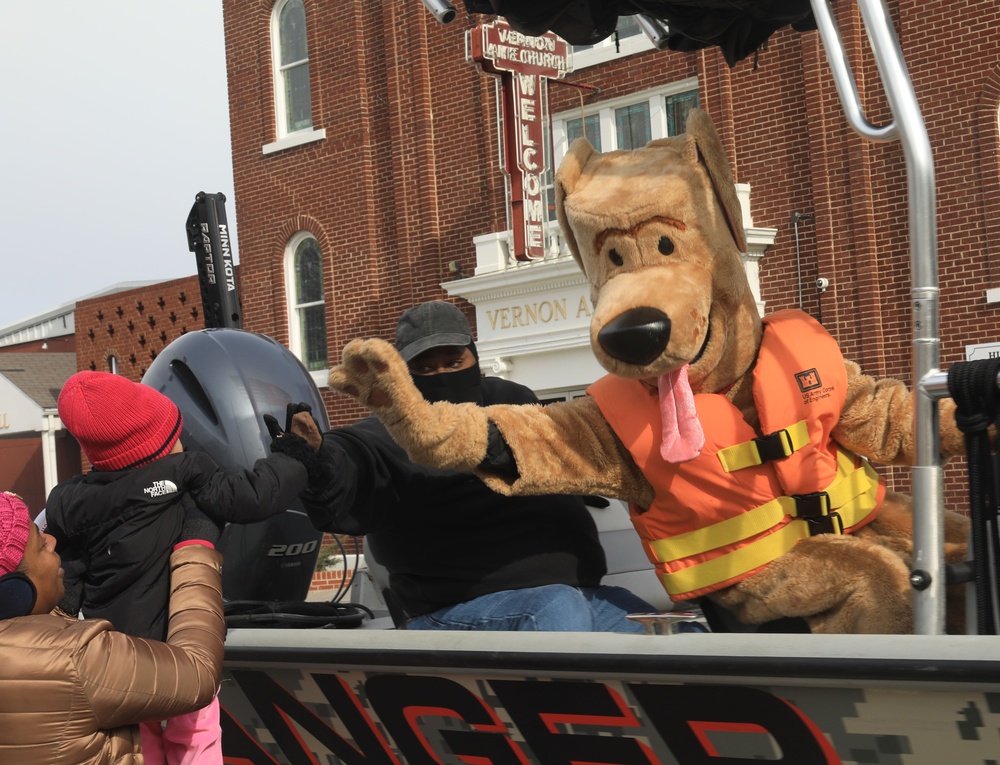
[658,365,705,463]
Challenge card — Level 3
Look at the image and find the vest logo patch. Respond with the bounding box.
[795,368,822,392]
[143,480,179,498]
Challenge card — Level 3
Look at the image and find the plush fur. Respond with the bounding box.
[329,109,969,634]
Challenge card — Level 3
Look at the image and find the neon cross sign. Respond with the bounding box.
[470,20,571,260]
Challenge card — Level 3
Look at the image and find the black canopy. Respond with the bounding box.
[461,0,817,66]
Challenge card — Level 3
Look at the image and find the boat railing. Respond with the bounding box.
[811,0,948,634]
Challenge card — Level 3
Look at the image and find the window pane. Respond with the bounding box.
[283,63,313,132]
[572,16,641,53]
[292,236,327,371]
[295,238,323,303]
[279,0,308,65]
[298,304,328,370]
[616,15,642,40]
[615,102,651,150]
[566,114,602,151]
[666,90,700,136]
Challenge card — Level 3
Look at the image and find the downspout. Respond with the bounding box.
[791,211,814,309]
[40,409,60,498]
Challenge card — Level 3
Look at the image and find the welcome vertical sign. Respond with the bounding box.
[469,20,571,261]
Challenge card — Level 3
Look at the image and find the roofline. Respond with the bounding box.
[0,280,163,337]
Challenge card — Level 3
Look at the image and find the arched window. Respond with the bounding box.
[285,232,328,372]
[272,0,312,138]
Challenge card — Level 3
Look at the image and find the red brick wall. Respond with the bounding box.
[75,276,207,382]
[222,1,506,426]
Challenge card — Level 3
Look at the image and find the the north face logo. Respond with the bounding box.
[143,480,179,498]
[795,369,822,392]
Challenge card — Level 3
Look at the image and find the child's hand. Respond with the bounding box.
[58,558,85,615]
[264,404,333,490]
[176,496,225,549]
[264,402,321,452]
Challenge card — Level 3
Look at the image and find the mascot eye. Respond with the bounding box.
[608,248,624,266]
[658,236,674,256]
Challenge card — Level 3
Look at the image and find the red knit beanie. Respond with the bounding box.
[58,371,183,472]
[0,492,32,576]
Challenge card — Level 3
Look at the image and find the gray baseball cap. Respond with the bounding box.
[395,302,473,362]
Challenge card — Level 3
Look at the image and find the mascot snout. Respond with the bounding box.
[597,307,671,365]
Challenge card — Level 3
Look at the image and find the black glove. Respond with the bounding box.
[58,558,85,615]
[264,403,334,490]
[265,402,321,450]
[177,494,225,547]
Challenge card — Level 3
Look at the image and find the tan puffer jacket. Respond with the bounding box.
[0,544,224,764]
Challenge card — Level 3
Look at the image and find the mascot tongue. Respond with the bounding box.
[658,365,705,462]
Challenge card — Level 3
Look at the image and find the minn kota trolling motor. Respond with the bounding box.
[142,192,367,628]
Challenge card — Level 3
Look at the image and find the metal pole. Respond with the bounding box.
[810,0,944,633]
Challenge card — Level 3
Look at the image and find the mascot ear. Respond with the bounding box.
[555,137,596,273]
[0,571,37,619]
[682,109,748,253]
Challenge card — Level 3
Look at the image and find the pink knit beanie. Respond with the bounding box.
[0,492,31,576]
[58,371,183,472]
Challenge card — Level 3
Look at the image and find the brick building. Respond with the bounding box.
[212,0,1000,511]
[73,276,206,381]
[0,282,179,510]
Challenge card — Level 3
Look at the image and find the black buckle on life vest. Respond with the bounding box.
[753,429,793,463]
[804,512,844,536]
[793,491,831,517]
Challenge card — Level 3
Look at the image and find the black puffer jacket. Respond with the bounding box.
[46,450,307,640]
[301,377,607,618]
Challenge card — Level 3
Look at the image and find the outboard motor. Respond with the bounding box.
[140,191,328,604]
[143,328,328,602]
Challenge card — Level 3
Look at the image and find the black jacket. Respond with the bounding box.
[45,450,308,640]
[300,377,607,617]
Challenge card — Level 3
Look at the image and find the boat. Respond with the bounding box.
[145,2,1000,761]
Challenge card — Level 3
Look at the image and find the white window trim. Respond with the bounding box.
[570,29,655,70]
[550,79,699,166]
[263,127,326,156]
[284,231,329,386]
[270,0,313,143]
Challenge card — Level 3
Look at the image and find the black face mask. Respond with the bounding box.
[411,363,484,405]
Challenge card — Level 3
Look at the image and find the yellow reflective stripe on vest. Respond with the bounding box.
[657,461,881,597]
[717,420,812,473]
[659,512,824,597]
[651,457,878,562]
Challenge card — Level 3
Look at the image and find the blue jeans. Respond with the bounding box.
[405,584,654,632]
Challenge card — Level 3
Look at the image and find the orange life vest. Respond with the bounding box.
[587,309,884,601]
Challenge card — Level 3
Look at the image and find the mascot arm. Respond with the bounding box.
[834,360,963,465]
[480,396,654,506]
[329,338,653,505]
[329,338,489,471]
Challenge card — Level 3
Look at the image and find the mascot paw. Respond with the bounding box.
[329,337,490,471]
[329,338,421,423]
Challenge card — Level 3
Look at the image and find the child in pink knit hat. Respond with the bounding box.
[46,371,313,765]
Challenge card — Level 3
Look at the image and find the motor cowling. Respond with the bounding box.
[143,328,327,602]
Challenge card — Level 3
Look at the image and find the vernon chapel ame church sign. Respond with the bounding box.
[469,20,571,260]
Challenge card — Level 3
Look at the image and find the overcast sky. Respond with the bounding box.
[0,2,237,329]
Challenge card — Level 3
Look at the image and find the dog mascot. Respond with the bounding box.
[323,109,969,634]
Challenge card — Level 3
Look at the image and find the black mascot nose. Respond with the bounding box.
[597,307,671,366]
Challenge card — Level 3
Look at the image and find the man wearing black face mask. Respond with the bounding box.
[299,301,654,631]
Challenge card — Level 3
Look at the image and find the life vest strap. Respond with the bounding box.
[717,420,812,473]
[651,456,881,598]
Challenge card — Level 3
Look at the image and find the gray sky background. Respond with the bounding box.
[0,2,237,329]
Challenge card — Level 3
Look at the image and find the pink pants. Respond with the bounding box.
[139,695,222,765]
